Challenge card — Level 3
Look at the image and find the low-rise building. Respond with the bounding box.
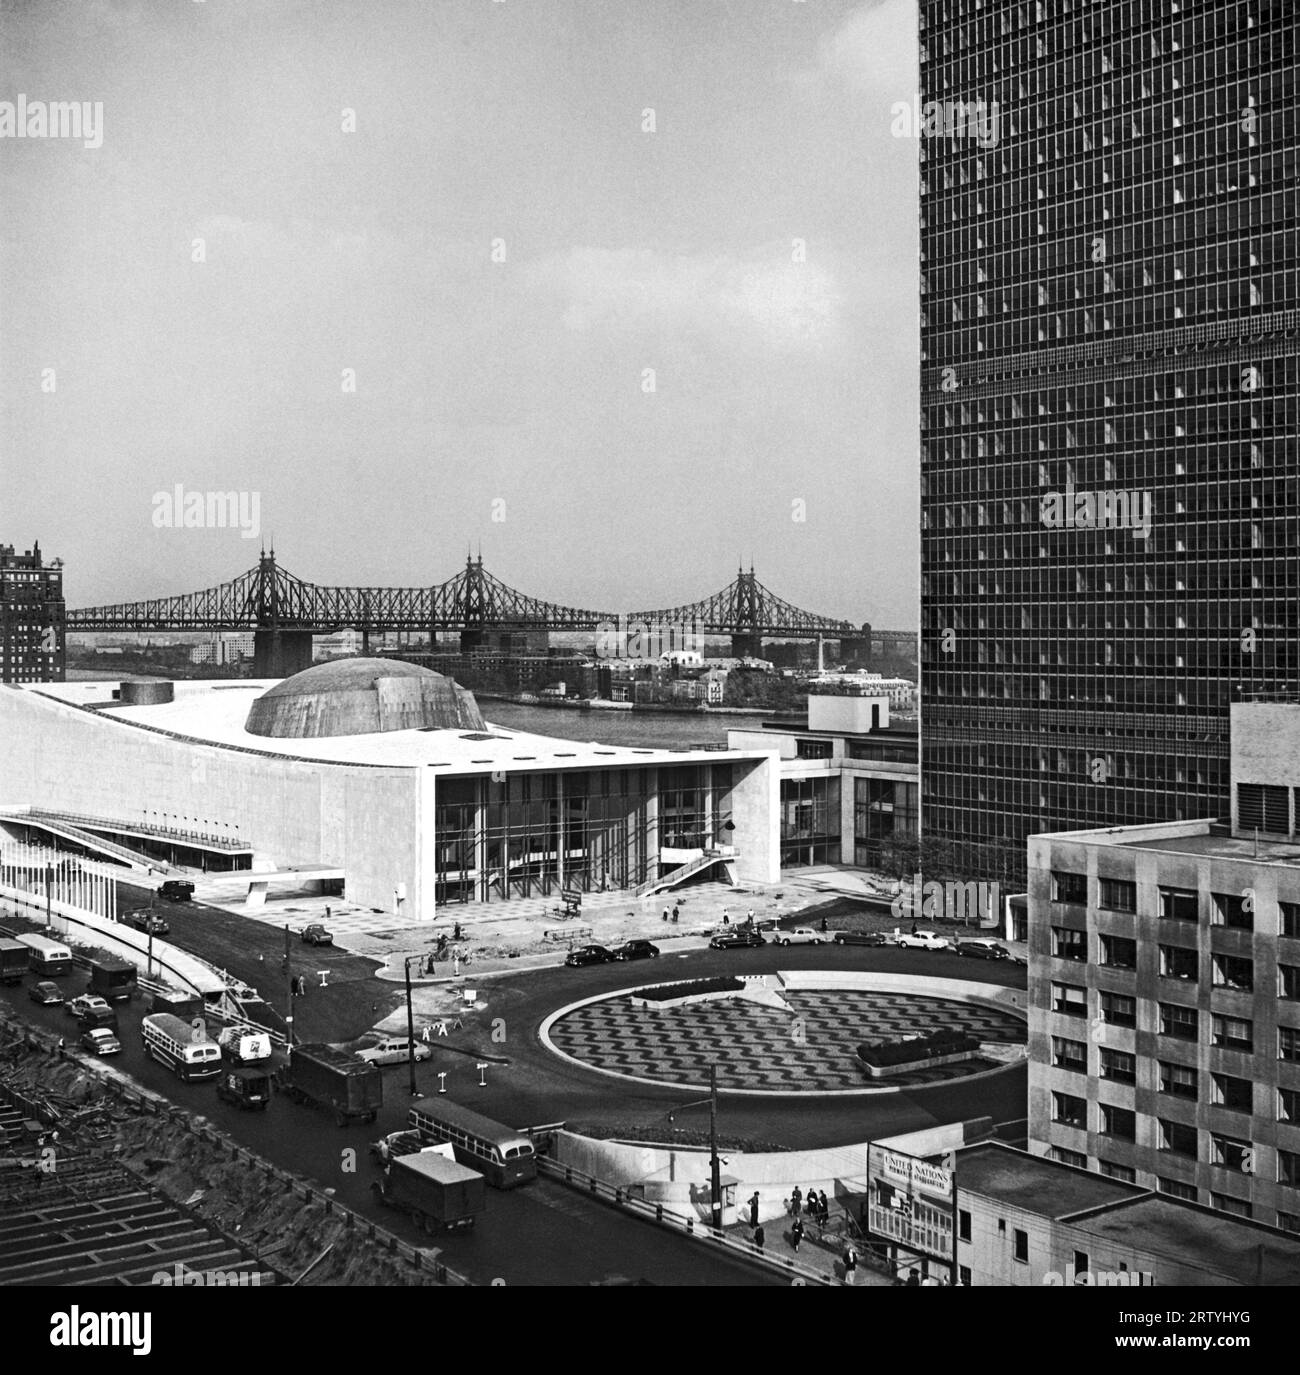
[729,695,917,870]
[952,1142,1300,1286]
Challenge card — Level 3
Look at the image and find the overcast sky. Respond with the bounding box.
[1,0,918,627]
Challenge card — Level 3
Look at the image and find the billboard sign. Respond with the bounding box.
[867,1144,955,1263]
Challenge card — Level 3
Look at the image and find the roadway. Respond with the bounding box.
[9,889,1026,1283]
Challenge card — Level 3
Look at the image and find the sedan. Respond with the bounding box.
[29,981,63,1005]
[775,927,824,947]
[956,939,1012,961]
[894,931,953,951]
[66,994,111,1019]
[80,1027,122,1057]
[565,944,615,967]
[300,924,334,946]
[613,940,660,961]
[708,930,765,950]
[832,930,888,947]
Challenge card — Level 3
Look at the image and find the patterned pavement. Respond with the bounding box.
[547,988,1025,1091]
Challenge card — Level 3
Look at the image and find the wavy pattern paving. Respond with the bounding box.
[547,988,1024,1091]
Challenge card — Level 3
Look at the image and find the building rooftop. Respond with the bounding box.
[1032,818,1300,866]
[1064,1196,1300,1287]
[955,1142,1145,1217]
[20,679,772,774]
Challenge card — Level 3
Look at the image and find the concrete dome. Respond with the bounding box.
[245,657,486,738]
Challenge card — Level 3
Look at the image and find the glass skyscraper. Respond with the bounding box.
[919,0,1299,885]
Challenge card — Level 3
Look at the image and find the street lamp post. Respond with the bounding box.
[404,955,421,1099]
[283,924,294,1047]
[709,1063,723,1235]
[665,1064,725,1236]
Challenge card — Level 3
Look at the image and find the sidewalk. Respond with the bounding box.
[727,1216,892,1286]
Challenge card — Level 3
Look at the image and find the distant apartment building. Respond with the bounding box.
[800,670,916,710]
[729,695,917,870]
[189,633,254,667]
[920,2,1300,888]
[1027,703,1300,1232]
[0,542,64,683]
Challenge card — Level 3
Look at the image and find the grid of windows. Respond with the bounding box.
[0,544,64,684]
[919,1,1300,885]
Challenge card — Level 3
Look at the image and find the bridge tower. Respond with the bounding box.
[456,553,489,652]
[250,549,315,678]
[840,621,873,668]
[730,566,763,659]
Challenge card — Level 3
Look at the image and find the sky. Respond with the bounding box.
[1,0,919,628]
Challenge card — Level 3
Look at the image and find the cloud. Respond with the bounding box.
[524,245,845,352]
[783,0,917,109]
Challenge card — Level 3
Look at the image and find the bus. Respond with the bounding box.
[407,1101,538,1189]
[141,1013,222,1082]
[15,933,73,977]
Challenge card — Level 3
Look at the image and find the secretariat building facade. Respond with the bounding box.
[919,1,1300,884]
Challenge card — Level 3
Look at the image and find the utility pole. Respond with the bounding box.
[709,1063,723,1236]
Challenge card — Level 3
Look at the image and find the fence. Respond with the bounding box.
[538,1156,836,1286]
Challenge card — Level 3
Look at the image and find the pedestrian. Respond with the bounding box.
[663,907,670,923]
[722,911,730,925]
[791,1216,804,1253]
[672,903,680,922]
[453,955,460,977]
[791,1185,802,1216]
[754,1223,765,1252]
[818,1190,829,1224]
[421,1024,432,1044]
[749,1192,760,1228]
[453,922,462,941]
[671,909,679,924]
[746,909,755,924]
[911,921,919,936]
[905,1268,920,1287]
[844,1244,858,1285]
[325,906,331,920]
[820,916,828,933]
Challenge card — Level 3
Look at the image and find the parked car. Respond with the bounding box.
[28,981,64,1005]
[357,1036,433,1066]
[300,924,334,947]
[612,940,660,961]
[832,930,888,947]
[80,1027,122,1057]
[956,939,1012,961]
[564,944,614,967]
[66,993,111,1019]
[894,931,953,951]
[709,930,765,950]
[158,880,194,902]
[775,927,824,947]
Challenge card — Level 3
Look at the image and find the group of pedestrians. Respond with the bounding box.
[789,1185,830,1227]
[661,904,681,924]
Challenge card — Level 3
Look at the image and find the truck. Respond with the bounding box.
[218,1026,273,1064]
[216,1064,273,1111]
[371,1150,485,1234]
[146,986,204,1020]
[123,908,170,937]
[279,1043,382,1126]
[89,956,137,1003]
[0,938,28,986]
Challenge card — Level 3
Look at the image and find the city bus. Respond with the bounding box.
[141,1013,222,1082]
[407,1100,537,1189]
[15,933,73,976]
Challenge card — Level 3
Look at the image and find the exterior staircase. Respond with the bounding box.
[635,849,738,898]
